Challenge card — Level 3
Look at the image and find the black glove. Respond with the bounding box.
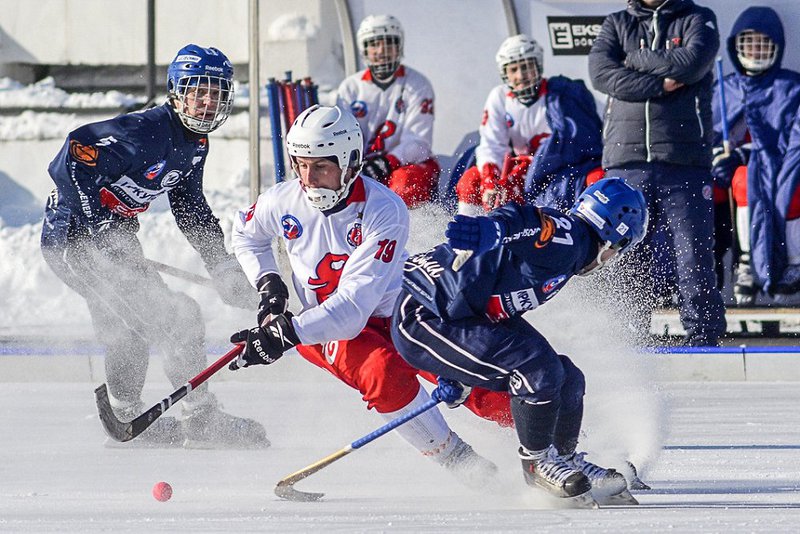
[229,313,301,370]
[208,254,258,310]
[360,154,393,182]
[431,377,472,409]
[257,273,289,326]
[711,146,749,188]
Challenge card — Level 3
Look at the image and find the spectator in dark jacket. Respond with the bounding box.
[589,0,726,346]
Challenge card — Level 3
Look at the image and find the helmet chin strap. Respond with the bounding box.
[302,168,357,211]
[576,242,613,277]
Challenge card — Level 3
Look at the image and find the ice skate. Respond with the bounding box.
[182,398,269,449]
[733,256,756,306]
[626,461,652,491]
[104,400,183,448]
[519,446,597,509]
[440,432,498,489]
[564,451,638,505]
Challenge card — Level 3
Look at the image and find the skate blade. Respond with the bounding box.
[544,491,598,510]
[596,489,639,506]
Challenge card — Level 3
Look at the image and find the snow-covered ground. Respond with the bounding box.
[1,373,799,532]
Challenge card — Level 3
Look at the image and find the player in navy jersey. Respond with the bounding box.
[391,177,648,507]
[40,44,266,448]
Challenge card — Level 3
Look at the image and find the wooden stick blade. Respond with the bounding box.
[273,447,352,502]
[274,481,325,502]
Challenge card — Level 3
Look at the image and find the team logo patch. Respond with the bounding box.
[351,100,368,118]
[505,113,515,128]
[346,221,363,247]
[161,170,182,188]
[69,140,98,166]
[144,161,166,180]
[282,214,303,240]
[702,184,713,201]
[542,274,566,294]
[197,138,208,151]
[535,214,556,248]
[244,203,256,223]
[394,97,406,114]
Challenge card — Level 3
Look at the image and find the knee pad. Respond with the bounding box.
[161,292,205,344]
[455,166,482,205]
[731,166,748,206]
[387,161,438,207]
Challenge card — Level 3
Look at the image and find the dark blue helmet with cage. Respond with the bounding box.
[167,44,234,134]
[570,177,648,255]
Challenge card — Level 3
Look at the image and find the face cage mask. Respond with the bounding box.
[171,75,234,134]
[292,154,361,211]
[501,59,542,105]
[736,31,778,75]
[363,36,402,81]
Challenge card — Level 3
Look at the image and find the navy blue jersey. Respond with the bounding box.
[403,203,597,322]
[46,103,228,266]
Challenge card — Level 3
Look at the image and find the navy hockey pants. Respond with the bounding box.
[41,192,208,406]
[391,291,585,411]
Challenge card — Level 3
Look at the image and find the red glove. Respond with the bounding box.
[497,157,530,206]
[479,163,502,211]
[481,158,530,211]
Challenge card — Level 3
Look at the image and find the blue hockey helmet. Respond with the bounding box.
[167,44,234,133]
[570,177,648,255]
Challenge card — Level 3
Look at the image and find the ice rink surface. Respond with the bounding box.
[2,353,799,533]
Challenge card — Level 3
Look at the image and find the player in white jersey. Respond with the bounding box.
[456,35,604,215]
[337,14,439,209]
[228,105,512,485]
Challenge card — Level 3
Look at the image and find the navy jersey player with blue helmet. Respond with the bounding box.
[40,44,267,448]
[391,177,647,507]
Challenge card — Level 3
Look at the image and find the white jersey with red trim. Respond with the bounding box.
[474,81,552,169]
[231,176,410,345]
[336,66,435,166]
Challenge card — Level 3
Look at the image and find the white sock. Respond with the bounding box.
[736,206,751,255]
[380,385,458,462]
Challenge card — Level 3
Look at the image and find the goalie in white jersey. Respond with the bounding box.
[337,14,439,209]
[229,105,512,485]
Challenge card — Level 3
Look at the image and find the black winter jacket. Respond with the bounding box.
[588,0,720,169]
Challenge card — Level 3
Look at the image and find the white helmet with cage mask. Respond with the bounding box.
[496,35,544,104]
[736,29,779,75]
[286,105,363,211]
[356,14,404,81]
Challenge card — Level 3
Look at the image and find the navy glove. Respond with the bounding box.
[256,273,289,326]
[229,313,300,370]
[711,146,748,188]
[360,154,393,182]
[445,215,505,254]
[432,377,472,409]
[209,254,258,310]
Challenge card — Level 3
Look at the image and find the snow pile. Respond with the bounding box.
[0,76,144,109]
